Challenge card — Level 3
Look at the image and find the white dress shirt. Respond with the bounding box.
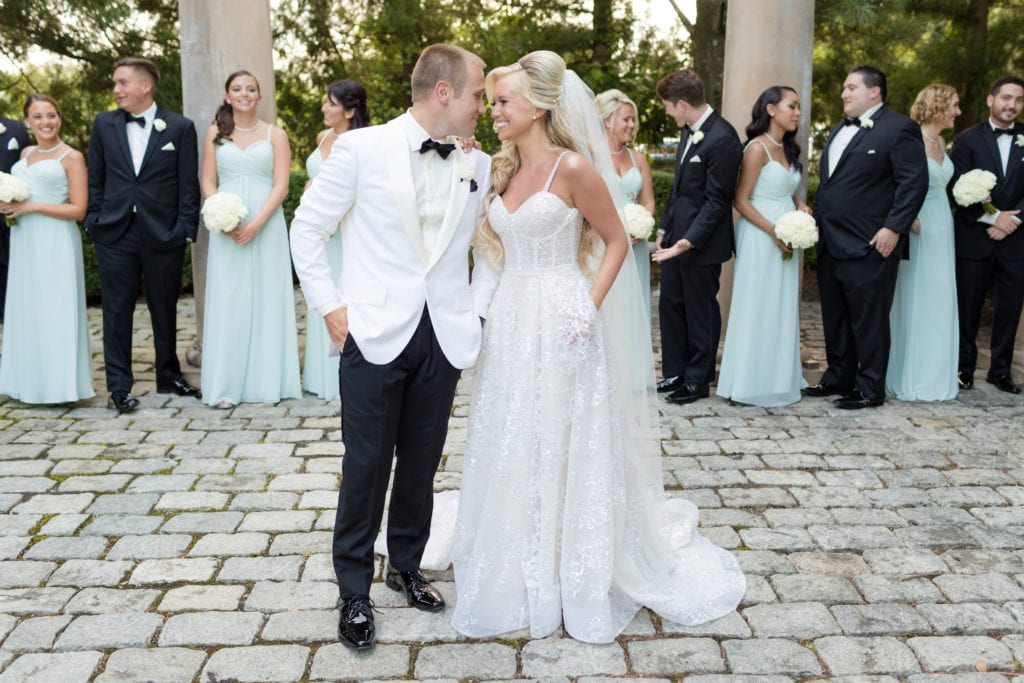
[978,118,1019,226]
[125,101,157,175]
[403,112,454,259]
[681,105,714,161]
[827,102,883,178]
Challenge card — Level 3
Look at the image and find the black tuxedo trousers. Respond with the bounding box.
[333,307,460,597]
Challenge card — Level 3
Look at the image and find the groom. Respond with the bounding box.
[86,57,202,413]
[806,65,927,408]
[290,44,494,650]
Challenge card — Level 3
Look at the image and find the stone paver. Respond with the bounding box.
[0,294,1022,680]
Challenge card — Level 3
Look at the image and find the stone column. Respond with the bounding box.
[719,0,815,365]
[178,0,276,371]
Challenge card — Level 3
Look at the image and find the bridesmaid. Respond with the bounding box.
[886,84,960,401]
[200,70,301,408]
[302,79,369,401]
[716,86,808,406]
[596,89,655,317]
[0,94,93,403]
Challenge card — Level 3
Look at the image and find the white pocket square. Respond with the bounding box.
[867,149,876,155]
[161,142,175,151]
[689,155,701,163]
[7,139,18,151]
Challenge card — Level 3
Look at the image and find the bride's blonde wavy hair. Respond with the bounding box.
[473,51,597,271]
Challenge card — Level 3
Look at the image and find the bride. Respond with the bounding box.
[451,51,746,643]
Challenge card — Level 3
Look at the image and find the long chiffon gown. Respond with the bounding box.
[451,153,745,643]
[619,149,652,318]
[201,125,302,406]
[0,148,93,404]
[886,154,958,401]
[716,144,804,406]
[301,135,342,401]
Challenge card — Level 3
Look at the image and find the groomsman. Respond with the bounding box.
[652,69,742,405]
[85,57,202,413]
[805,65,927,408]
[0,115,30,322]
[951,75,1024,394]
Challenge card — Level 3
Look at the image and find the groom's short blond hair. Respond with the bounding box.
[411,44,485,102]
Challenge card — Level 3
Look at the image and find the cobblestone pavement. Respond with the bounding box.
[1,292,1023,682]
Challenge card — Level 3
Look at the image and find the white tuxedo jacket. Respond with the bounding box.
[290,114,497,369]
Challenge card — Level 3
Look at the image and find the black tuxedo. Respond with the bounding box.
[950,120,1024,377]
[0,117,31,321]
[658,109,743,385]
[814,106,928,400]
[85,106,200,393]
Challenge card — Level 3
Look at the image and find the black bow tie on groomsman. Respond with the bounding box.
[124,112,146,128]
[419,138,455,160]
[993,126,1014,136]
[842,117,863,128]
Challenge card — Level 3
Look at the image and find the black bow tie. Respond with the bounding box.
[842,117,862,128]
[683,125,693,135]
[993,126,1014,136]
[125,113,146,128]
[419,138,455,160]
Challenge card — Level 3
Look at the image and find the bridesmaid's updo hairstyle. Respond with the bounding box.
[326,79,370,130]
[23,93,61,119]
[745,85,802,173]
[910,84,958,125]
[214,70,259,146]
[595,89,639,139]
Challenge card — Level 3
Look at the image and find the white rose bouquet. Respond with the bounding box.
[201,192,248,233]
[623,203,655,241]
[952,168,998,215]
[0,172,29,225]
[773,210,818,261]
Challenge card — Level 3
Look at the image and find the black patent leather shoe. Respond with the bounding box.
[385,564,446,612]
[157,377,202,399]
[957,371,974,390]
[986,373,1021,394]
[338,595,375,650]
[833,391,884,410]
[665,382,710,405]
[107,392,140,414]
[801,383,853,398]
[656,376,683,393]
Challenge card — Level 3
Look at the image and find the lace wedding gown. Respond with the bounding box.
[450,153,745,643]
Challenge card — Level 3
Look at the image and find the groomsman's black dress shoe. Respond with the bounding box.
[656,376,683,393]
[986,373,1021,394]
[665,383,710,405]
[337,595,375,650]
[833,391,884,410]
[385,564,446,612]
[801,383,853,398]
[157,377,202,399]
[107,392,140,414]
[957,371,974,390]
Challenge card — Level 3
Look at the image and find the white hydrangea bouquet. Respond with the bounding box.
[773,210,818,261]
[0,172,30,225]
[623,203,655,241]
[952,168,998,215]
[201,192,248,233]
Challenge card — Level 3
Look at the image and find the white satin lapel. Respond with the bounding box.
[385,122,428,265]
[426,145,472,272]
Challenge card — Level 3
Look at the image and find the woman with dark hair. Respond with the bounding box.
[886,84,960,401]
[302,79,369,401]
[716,85,809,406]
[0,94,93,403]
[199,70,301,408]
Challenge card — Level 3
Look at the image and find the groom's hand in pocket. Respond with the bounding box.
[325,307,349,351]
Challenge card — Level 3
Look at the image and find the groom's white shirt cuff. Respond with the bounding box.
[316,301,344,317]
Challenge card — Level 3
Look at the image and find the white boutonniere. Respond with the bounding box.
[456,159,478,192]
[861,118,874,130]
[0,123,6,135]
[1016,134,1024,149]
[691,130,705,145]
[153,118,166,132]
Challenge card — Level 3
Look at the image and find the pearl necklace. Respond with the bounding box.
[35,141,64,153]
[234,121,260,132]
[764,132,784,148]
[921,131,941,145]
[610,146,626,155]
